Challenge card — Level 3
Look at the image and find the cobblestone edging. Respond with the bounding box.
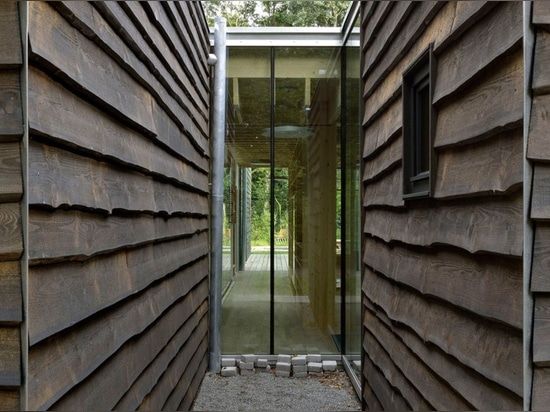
[220,354,339,378]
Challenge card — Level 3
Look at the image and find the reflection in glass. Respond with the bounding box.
[344,23,361,377]
[274,47,340,354]
[221,48,271,354]
[221,45,349,356]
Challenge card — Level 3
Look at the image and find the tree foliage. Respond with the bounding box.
[203,1,350,28]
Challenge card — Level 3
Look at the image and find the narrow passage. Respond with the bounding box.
[191,368,361,411]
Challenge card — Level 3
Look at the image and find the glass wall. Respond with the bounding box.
[222,46,342,355]
[274,47,340,354]
[221,48,271,354]
[343,18,362,377]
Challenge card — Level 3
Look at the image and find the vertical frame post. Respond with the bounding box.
[209,16,226,373]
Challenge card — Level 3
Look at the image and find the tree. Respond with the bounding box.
[258,1,349,27]
[203,1,350,28]
[250,168,270,243]
[203,1,260,27]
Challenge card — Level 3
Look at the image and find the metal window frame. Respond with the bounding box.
[209,1,362,363]
[402,43,435,200]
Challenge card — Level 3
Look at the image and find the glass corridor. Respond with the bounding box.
[218,9,361,382]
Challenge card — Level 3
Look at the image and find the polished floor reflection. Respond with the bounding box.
[221,250,338,355]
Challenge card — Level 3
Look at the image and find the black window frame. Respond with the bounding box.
[402,44,434,199]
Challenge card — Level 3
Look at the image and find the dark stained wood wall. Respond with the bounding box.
[360,2,523,410]
[0,2,24,411]
[528,2,550,410]
[26,2,211,410]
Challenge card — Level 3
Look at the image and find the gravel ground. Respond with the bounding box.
[191,369,362,411]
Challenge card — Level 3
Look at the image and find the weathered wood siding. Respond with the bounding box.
[0,2,24,411]
[26,2,210,410]
[528,2,550,410]
[360,2,523,410]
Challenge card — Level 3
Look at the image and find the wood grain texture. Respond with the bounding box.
[0,71,23,140]
[0,1,22,68]
[527,94,550,162]
[28,259,208,410]
[361,2,394,56]
[362,2,415,78]
[173,1,210,79]
[50,293,208,411]
[434,128,523,199]
[0,5,23,407]
[152,99,209,171]
[363,267,523,396]
[434,48,523,149]
[142,334,208,411]
[0,261,21,323]
[364,192,522,256]
[28,208,207,263]
[361,379,383,412]
[362,132,401,181]
[29,234,208,344]
[132,1,208,113]
[0,142,22,202]
[28,67,209,193]
[362,2,493,125]
[114,303,207,410]
[361,2,525,410]
[364,312,470,410]
[29,1,157,137]
[0,327,20,386]
[362,78,401,145]
[533,295,550,365]
[177,355,209,411]
[364,2,443,98]
[533,1,550,31]
[142,0,210,106]
[0,203,22,261]
[141,1,209,111]
[187,2,211,57]
[363,236,522,329]
[360,1,377,46]
[433,2,495,53]
[533,30,550,95]
[363,328,433,410]
[362,349,411,411]
[532,367,550,411]
[53,1,209,166]
[28,141,208,215]
[24,3,212,411]
[363,166,404,209]
[532,224,550,292]
[102,1,208,118]
[0,389,20,411]
[366,304,522,410]
[532,165,550,222]
[433,2,522,104]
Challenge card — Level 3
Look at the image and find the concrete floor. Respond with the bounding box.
[221,252,339,355]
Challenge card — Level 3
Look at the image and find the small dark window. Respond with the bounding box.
[403,45,434,199]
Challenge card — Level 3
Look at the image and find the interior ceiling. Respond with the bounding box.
[226,48,340,168]
[227,124,307,168]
